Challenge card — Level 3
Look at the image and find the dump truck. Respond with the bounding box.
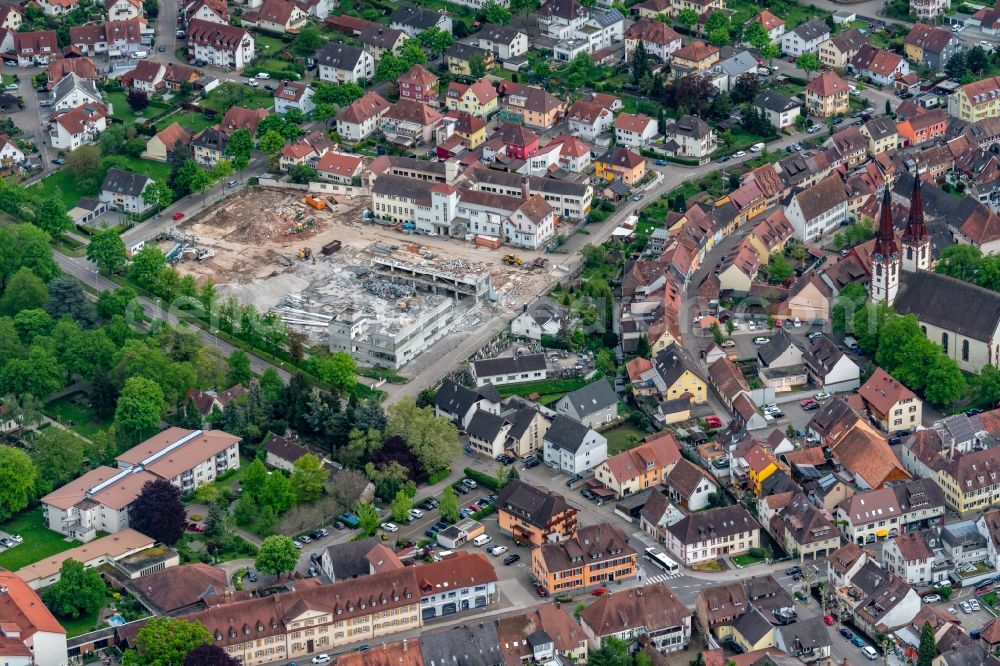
[304,195,326,210]
[321,240,342,255]
[502,254,524,266]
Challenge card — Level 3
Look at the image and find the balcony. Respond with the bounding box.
[64,522,97,542]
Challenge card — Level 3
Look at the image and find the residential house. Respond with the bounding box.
[511,296,564,340]
[381,99,442,146]
[473,23,528,60]
[470,353,547,387]
[359,24,408,60]
[949,76,1000,122]
[774,617,833,663]
[716,241,760,294]
[273,81,314,115]
[555,380,618,429]
[120,61,165,94]
[163,62,201,92]
[446,78,497,118]
[466,410,512,458]
[664,115,717,160]
[187,19,254,70]
[37,0,78,17]
[896,108,947,147]
[849,44,909,87]
[496,479,577,545]
[500,396,551,458]
[0,572,67,666]
[769,493,840,561]
[817,28,866,69]
[595,146,646,186]
[495,605,589,665]
[242,0,308,33]
[671,40,719,75]
[14,30,59,67]
[446,42,494,77]
[537,0,587,39]
[652,343,707,404]
[531,524,637,592]
[882,529,949,585]
[316,43,375,84]
[46,57,99,87]
[664,458,718,511]
[707,357,749,410]
[719,51,759,91]
[397,64,437,103]
[335,91,390,142]
[593,431,682,498]
[106,0,142,20]
[665,505,761,565]
[129,563,229,615]
[0,136,25,170]
[614,112,657,147]
[694,581,750,640]
[432,378,499,429]
[904,23,963,70]
[938,446,1000,514]
[542,414,608,475]
[580,583,691,653]
[184,0,228,24]
[70,20,144,57]
[219,106,268,135]
[861,116,899,155]
[829,419,910,490]
[505,194,555,250]
[565,99,614,142]
[41,428,240,542]
[802,334,860,392]
[315,151,362,185]
[0,6,22,31]
[751,10,784,42]
[191,127,228,166]
[730,607,775,653]
[500,83,564,130]
[389,5,451,36]
[50,73,102,112]
[624,17,681,63]
[100,168,153,214]
[804,71,850,118]
[859,367,922,432]
[755,91,802,131]
[441,111,487,151]
[785,172,849,241]
[780,19,829,57]
[48,103,108,150]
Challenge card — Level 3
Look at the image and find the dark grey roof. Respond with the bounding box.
[322,536,380,580]
[315,42,367,69]
[895,270,1000,341]
[433,379,480,419]
[544,414,592,453]
[864,115,897,141]
[941,645,1000,666]
[559,379,617,418]
[590,8,624,27]
[51,72,99,104]
[791,18,829,42]
[477,383,501,403]
[802,334,850,377]
[732,606,774,645]
[447,41,490,61]
[372,173,431,203]
[192,127,228,151]
[669,115,712,140]
[851,560,888,596]
[755,90,801,114]
[505,403,543,440]
[720,51,758,78]
[496,479,571,528]
[101,168,152,197]
[528,175,591,197]
[522,296,565,327]
[777,616,831,656]
[472,353,547,379]
[390,5,446,29]
[666,505,758,545]
[262,433,310,463]
[466,409,507,442]
[653,342,704,391]
[756,329,799,367]
[420,622,503,666]
[477,23,522,44]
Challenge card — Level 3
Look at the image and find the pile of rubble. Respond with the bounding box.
[362,278,415,299]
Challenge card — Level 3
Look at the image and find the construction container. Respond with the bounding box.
[475,235,501,249]
[304,195,326,210]
[405,242,421,253]
[321,240,342,255]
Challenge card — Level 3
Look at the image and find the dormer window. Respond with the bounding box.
[257,624,264,632]
[229,629,237,638]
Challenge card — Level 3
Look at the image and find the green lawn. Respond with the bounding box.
[60,605,106,638]
[28,169,87,209]
[44,392,112,439]
[116,156,172,182]
[105,91,172,125]
[0,509,79,571]
[732,553,766,567]
[497,378,590,402]
[603,424,649,454]
[158,109,219,133]
[201,84,274,112]
[254,34,286,57]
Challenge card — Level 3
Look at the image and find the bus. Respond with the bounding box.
[644,547,679,574]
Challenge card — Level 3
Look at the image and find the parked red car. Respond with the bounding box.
[705,416,722,429]
[187,522,204,532]
[591,587,607,597]
[800,399,817,409]
[172,212,186,220]
[823,615,834,626]
[535,586,548,598]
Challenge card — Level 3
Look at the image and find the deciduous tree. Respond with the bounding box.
[130,479,186,546]
[0,267,47,316]
[41,559,106,618]
[355,501,380,536]
[391,488,412,522]
[255,535,299,578]
[122,617,212,666]
[32,428,85,495]
[439,486,459,523]
[34,198,72,236]
[796,53,821,79]
[481,0,511,24]
[0,445,36,521]
[290,453,328,503]
[386,398,460,473]
[183,644,241,666]
[308,351,356,392]
[142,180,173,214]
[114,376,165,446]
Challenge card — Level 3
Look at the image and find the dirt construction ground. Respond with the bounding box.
[165,186,556,324]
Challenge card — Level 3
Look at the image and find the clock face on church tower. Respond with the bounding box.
[874,253,882,262]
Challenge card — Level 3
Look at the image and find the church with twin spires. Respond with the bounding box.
[869,173,1000,372]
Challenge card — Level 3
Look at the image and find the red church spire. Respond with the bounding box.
[902,171,928,243]
[873,184,897,258]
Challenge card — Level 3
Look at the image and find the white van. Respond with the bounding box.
[473,534,492,547]
[861,646,879,660]
[750,142,765,152]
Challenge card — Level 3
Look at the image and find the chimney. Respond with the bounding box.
[521,176,529,200]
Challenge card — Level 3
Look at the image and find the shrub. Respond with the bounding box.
[748,547,766,558]
[428,468,450,485]
[463,467,501,492]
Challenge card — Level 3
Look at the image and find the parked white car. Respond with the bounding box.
[753,337,770,345]
[380,522,398,533]
[490,545,509,557]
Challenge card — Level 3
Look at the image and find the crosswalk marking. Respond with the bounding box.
[646,573,682,584]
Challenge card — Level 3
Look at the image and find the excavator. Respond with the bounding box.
[502,254,524,266]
